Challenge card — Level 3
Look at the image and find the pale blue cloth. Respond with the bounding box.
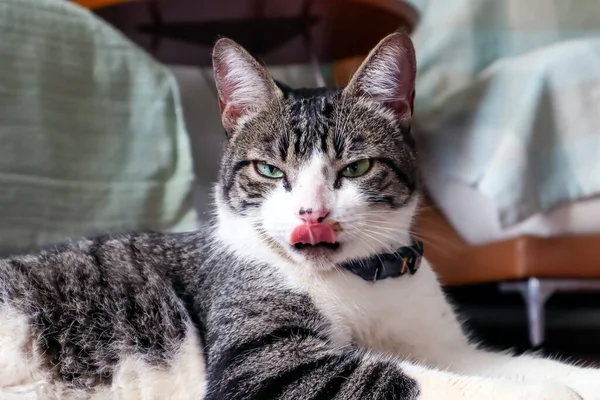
[407,0,600,227]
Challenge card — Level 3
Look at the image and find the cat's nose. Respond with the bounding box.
[298,207,329,223]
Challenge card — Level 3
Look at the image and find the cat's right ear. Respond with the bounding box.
[212,38,282,136]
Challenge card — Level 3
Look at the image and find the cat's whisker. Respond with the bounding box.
[351,221,411,233]
[344,230,397,261]
[351,222,414,239]
[352,221,456,256]
[359,231,407,255]
[349,211,412,219]
[346,227,402,257]
[359,227,405,245]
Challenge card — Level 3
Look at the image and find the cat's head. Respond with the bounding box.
[213,32,419,272]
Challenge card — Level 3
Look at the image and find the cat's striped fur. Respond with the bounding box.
[0,32,598,400]
[0,230,418,399]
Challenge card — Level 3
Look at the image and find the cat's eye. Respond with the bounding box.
[255,161,284,179]
[341,159,372,178]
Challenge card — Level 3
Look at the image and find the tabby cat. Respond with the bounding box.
[0,32,597,399]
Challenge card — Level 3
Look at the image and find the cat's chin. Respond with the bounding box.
[286,242,342,270]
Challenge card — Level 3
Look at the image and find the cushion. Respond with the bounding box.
[0,0,196,252]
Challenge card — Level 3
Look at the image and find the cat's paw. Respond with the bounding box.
[518,383,582,400]
[566,369,600,400]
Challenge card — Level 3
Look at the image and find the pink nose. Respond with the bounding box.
[298,207,329,223]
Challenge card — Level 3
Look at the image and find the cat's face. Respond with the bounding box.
[213,33,418,271]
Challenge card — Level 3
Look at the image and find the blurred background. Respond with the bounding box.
[1,0,600,360]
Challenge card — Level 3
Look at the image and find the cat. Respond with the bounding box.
[0,31,597,400]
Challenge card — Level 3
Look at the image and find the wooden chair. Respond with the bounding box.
[410,196,600,347]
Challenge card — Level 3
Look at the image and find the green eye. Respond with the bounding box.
[255,161,284,179]
[341,159,372,178]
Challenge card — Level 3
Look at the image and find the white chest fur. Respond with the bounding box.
[291,259,471,366]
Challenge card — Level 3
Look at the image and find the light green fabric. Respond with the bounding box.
[0,0,196,251]
[407,0,600,227]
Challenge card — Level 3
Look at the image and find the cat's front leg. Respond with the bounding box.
[558,366,600,400]
[365,261,598,399]
[567,367,600,400]
[401,362,582,400]
[446,350,600,400]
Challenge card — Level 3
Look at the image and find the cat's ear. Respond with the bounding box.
[344,32,416,123]
[212,38,282,136]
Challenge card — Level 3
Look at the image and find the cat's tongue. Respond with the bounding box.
[290,223,336,246]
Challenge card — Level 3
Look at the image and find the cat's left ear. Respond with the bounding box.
[344,32,416,123]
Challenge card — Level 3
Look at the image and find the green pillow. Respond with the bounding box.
[0,0,196,252]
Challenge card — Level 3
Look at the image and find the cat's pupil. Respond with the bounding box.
[349,163,358,172]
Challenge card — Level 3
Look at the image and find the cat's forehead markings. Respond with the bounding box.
[333,129,346,160]
[278,86,340,162]
[321,162,329,176]
[278,130,291,162]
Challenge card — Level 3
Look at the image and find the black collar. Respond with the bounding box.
[339,241,424,282]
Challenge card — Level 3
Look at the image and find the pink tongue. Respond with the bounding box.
[290,223,337,246]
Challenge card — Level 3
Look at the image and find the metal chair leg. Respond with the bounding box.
[525,278,551,346]
[499,278,554,347]
[500,278,600,347]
